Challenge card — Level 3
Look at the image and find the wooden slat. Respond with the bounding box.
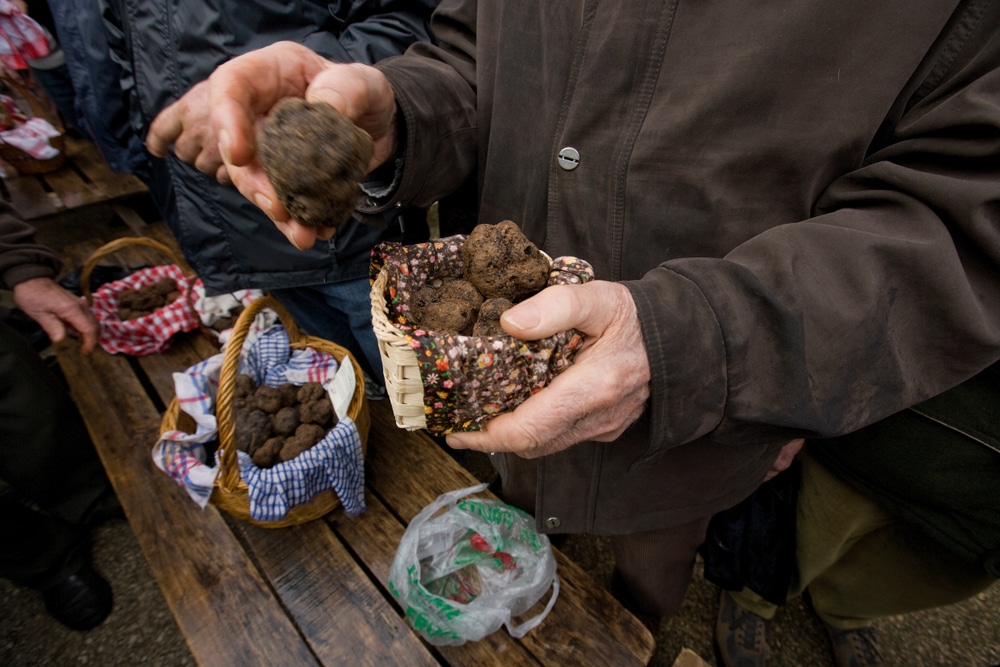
[67,136,147,200]
[56,339,321,667]
[363,400,656,667]
[232,516,441,667]
[3,172,59,218]
[1,135,148,220]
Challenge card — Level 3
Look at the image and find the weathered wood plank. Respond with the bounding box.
[3,173,59,218]
[56,338,321,667]
[233,516,442,667]
[40,164,103,209]
[1,135,147,219]
[364,400,656,667]
[67,136,147,201]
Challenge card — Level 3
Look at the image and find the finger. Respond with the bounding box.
[147,103,184,157]
[501,281,626,341]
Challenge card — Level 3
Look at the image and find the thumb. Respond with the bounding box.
[501,281,620,340]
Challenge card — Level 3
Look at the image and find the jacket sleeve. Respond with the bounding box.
[0,202,61,289]
[368,0,479,210]
[628,1,1000,456]
[304,0,441,65]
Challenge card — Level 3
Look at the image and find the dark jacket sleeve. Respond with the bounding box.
[313,0,441,65]
[0,202,61,289]
[629,2,1000,453]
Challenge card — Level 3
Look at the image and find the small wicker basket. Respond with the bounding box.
[0,72,66,175]
[369,236,591,434]
[370,267,431,430]
[81,236,194,307]
[160,295,370,528]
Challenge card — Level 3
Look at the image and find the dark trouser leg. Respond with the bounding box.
[495,451,708,618]
[0,321,108,586]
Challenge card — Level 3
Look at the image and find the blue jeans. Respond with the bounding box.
[270,278,383,385]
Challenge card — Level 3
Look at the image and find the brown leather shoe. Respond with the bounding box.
[825,623,885,667]
[714,589,769,667]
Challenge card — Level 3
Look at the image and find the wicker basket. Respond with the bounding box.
[81,236,194,307]
[370,266,429,430]
[369,237,591,434]
[160,295,370,528]
[0,72,66,175]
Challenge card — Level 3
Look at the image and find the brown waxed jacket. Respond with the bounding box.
[369,0,1000,535]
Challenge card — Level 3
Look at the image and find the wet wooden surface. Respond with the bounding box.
[53,222,656,667]
[0,134,147,221]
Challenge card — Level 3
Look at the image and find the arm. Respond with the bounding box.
[0,204,99,353]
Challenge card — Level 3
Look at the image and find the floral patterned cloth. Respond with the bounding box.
[371,234,594,434]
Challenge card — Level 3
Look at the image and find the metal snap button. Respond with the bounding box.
[557,147,580,171]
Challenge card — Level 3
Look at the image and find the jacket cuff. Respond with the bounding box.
[3,264,56,290]
[625,267,728,465]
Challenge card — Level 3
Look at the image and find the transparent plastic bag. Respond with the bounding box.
[388,483,560,646]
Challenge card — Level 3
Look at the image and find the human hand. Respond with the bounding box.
[12,277,100,354]
[761,438,804,482]
[445,281,651,458]
[147,41,399,251]
[144,80,229,182]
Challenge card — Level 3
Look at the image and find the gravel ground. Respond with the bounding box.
[2,449,997,667]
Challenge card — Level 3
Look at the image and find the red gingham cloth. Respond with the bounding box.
[0,1,50,70]
[91,264,201,356]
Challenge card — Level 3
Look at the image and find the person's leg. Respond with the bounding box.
[610,516,710,618]
[0,321,113,629]
[270,279,383,383]
[799,453,997,627]
[0,321,111,525]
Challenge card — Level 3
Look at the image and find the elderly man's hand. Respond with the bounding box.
[445,280,651,458]
[13,277,100,354]
[147,41,399,252]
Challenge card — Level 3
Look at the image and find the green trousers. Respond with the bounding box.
[731,451,997,630]
[0,320,111,589]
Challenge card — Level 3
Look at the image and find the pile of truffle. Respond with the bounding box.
[410,220,549,335]
[231,374,338,468]
[117,277,181,321]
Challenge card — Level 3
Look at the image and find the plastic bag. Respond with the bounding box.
[388,483,559,646]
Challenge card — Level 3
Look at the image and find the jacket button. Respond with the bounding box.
[545,516,561,529]
[557,147,580,171]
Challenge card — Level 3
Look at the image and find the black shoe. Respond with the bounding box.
[42,564,113,631]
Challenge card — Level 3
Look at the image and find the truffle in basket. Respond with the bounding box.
[372,219,595,434]
[409,221,550,335]
[230,374,339,468]
[116,277,181,321]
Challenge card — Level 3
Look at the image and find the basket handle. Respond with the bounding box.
[0,69,63,131]
[214,294,301,490]
[81,236,189,303]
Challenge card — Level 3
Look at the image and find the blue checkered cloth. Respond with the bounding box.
[154,323,365,521]
[236,325,365,521]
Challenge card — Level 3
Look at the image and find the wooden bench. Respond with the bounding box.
[53,221,656,667]
[0,134,148,222]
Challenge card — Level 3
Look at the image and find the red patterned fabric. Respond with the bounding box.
[90,264,201,356]
[0,2,50,70]
[372,234,594,434]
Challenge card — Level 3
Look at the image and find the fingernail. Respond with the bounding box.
[219,129,232,163]
[503,302,540,331]
[254,193,273,217]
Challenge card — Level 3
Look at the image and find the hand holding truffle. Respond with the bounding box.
[445,280,651,459]
[147,41,399,249]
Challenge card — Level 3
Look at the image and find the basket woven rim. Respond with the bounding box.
[368,248,555,432]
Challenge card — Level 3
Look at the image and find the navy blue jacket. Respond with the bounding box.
[86,0,438,294]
